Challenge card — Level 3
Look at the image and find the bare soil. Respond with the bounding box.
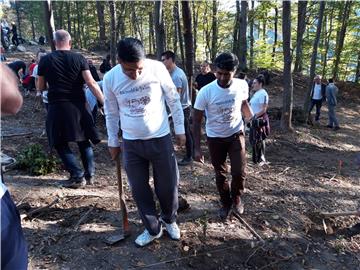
[1,46,360,270]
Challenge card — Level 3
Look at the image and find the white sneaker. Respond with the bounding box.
[135,228,163,247]
[160,218,180,240]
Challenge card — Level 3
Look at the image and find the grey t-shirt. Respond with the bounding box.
[170,66,191,109]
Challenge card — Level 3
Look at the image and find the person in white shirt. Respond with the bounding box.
[1,63,28,270]
[103,38,185,247]
[309,75,326,123]
[249,75,270,164]
[193,52,253,220]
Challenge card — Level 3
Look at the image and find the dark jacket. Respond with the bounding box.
[310,82,326,101]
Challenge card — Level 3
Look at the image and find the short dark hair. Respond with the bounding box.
[214,52,239,71]
[255,74,265,86]
[117,38,145,62]
[238,71,246,79]
[328,78,334,83]
[161,50,176,62]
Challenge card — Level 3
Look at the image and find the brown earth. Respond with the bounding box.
[1,45,360,270]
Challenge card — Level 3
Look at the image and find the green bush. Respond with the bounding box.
[17,144,58,175]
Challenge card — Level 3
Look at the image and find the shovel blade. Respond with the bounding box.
[104,233,125,245]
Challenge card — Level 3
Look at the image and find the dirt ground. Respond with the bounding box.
[1,46,360,270]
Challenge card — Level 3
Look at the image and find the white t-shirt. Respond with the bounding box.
[32,65,48,103]
[0,176,7,199]
[250,89,269,115]
[313,84,322,100]
[194,78,249,138]
[103,59,185,146]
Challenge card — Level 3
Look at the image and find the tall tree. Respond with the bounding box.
[96,0,106,42]
[176,0,185,66]
[294,1,307,73]
[154,0,165,59]
[233,0,241,56]
[181,0,194,100]
[249,0,255,69]
[192,0,199,62]
[355,51,360,83]
[43,0,55,51]
[238,0,248,71]
[108,0,117,67]
[303,1,325,118]
[332,1,353,80]
[15,1,23,40]
[210,0,218,61]
[66,1,71,36]
[271,6,278,64]
[281,1,293,130]
[322,5,335,77]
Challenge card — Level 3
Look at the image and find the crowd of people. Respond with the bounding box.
[1,28,352,269]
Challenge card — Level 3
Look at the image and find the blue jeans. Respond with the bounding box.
[1,191,28,270]
[328,105,339,127]
[55,140,95,179]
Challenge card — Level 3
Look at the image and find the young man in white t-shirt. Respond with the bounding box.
[193,52,253,220]
[103,38,185,247]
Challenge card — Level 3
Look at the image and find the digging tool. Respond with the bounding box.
[104,154,130,245]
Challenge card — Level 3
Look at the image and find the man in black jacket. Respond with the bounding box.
[309,75,326,123]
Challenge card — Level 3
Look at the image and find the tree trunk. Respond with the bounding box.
[57,1,64,29]
[232,0,240,56]
[322,6,334,78]
[271,7,278,64]
[30,16,35,41]
[249,0,254,69]
[172,3,179,55]
[108,0,117,67]
[43,0,55,51]
[96,0,106,42]
[210,0,218,62]
[176,0,185,67]
[280,1,293,131]
[181,0,194,100]
[262,17,266,43]
[154,0,166,60]
[192,0,198,63]
[293,1,307,73]
[116,2,126,41]
[66,2,71,36]
[238,0,248,71]
[332,1,352,80]
[355,51,360,83]
[75,1,82,48]
[15,1,22,39]
[148,11,154,54]
[303,1,325,119]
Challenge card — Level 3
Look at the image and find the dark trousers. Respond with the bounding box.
[1,191,28,270]
[249,126,266,164]
[183,107,194,159]
[54,140,95,179]
[207,133,246,208]
[11,34,19,46]
[309,99,322,121]
[123,134,179,236]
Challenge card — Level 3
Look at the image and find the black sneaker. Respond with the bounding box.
[326,125,333,128]
[85,176,95,185]
[62,176,86,189]
[219,206,231,220]
[178,157,193,166]
[334,126,340,131]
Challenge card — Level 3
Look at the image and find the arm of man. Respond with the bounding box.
[82,70,104,106]
[0,64,23,115]
[192,109,204,163]
[103,75,121,160]
[159,65,185,146]
[241,100,254,122]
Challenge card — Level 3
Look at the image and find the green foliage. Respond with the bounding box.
[17,144,58,176]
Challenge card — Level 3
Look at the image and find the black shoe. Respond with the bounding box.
[219,206,231,220]
[178,157,193,166]
[326,125,333,128]
[62,176,86,189]
[85,176,95,185]
[334,126,340,131]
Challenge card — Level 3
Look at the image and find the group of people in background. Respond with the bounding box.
[308,74,340,130]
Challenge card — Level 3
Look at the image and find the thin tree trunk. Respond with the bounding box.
[96,0,106,42]
[76,1,82,48]
[154,0,166,59]
[30,16,35,41]
[239,0,248,71]
[181,0,194,100]
[43,0,55,51]
[148,11,154,54]
[116,2,126,41]
[192,0,198,63]
[272,7,278,64]
[280,1,293,131]
[249,0,254,69]
[108,0,117,67]
[15,1,22,39]
[332,1,352,80]
[211,0,218,61]
[66,2,71,36]
[321,6,334,78]
[355,51,360,83]
[232,0,240,58]
[303,1,325,119]
[58,1,64,29]
[262,18,266,43]
[173,3,179,55]
[176,0,185,66]
[294,1,307,73]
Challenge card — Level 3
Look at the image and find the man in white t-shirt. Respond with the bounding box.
[1,63,28,270]
[103,38,185,247]
[193,52,253,220]
[309,75,326,122]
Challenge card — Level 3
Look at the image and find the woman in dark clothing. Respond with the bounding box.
[11,22,19,46]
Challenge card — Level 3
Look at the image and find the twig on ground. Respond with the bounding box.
[25,198,60,219]
[233,213,265,243]
[277,167,290,176]
[2,132,32,138]
[74,204,96,231]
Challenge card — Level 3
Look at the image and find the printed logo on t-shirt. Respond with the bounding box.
[215,98,237,124]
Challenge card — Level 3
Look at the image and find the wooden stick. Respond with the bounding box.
[74,204,96,231]
[320,211,360,218]
[2,132,32,138]
[233,212,265,243]
[26,198,60,218]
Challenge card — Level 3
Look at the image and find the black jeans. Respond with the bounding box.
[309,99,322,121]
[183,107,194,159]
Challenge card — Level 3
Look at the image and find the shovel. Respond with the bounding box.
[104,153,130,244]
